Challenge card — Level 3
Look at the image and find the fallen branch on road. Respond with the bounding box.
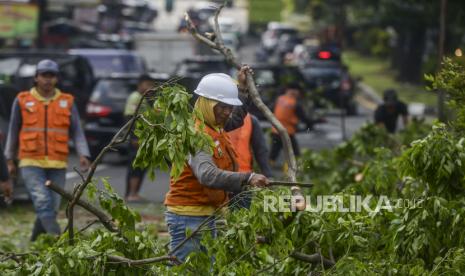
[45,181,119,233]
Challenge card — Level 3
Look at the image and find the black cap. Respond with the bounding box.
[383,89,397,104]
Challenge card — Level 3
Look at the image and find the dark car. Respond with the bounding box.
[172,55,233,94]
[299,48,357,115]
[84,73,170,159]
[68,49,147,79]
[250,63,308,120]
[0,51,95,116]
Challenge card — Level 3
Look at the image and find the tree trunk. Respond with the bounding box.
[396,27,426,83]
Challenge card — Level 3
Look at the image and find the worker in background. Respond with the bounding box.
[228,112,272,209]
[269,83,314,164]
[374,89,409,133]
[4,59,91,241]
[124,74,154,202]
[164,66,269,263]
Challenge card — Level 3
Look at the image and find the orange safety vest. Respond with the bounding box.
[272,94,299,135]
[227,114,253,172]
[17,91,74,161]
[164,124,239,208]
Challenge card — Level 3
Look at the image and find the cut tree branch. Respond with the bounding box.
[185,5,306,210]
[46,181,119,233]
[290,251,335,269]
[106,255,178,266]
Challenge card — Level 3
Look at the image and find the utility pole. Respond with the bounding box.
[437,0,447,122]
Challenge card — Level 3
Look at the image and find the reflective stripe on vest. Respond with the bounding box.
[17,91,74,161]
[272,94,298,135]
[165,123,238,208]
[227,113,253,172]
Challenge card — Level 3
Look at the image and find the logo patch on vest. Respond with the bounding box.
[25,101,35,107]
[59,100,68,108]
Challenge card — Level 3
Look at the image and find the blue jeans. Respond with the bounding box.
[165,211,216,263]
[21,167,66,219]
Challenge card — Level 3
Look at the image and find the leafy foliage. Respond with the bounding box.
[133,84,214,179]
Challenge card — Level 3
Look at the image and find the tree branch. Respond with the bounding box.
[46,181,119,233]
[106,255,178,266]
[290,251,335,269]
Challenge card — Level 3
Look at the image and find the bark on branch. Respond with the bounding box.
[186,5,306,210]
[46,181,119,233]
[106,255,178,266]
[290,251,335,269]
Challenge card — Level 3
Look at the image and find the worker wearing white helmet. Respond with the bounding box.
[164,66,269,263]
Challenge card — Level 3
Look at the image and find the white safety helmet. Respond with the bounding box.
[194,73,242,106]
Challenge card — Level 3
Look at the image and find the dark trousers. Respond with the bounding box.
[269,133,300,161]
[125,140,147,197]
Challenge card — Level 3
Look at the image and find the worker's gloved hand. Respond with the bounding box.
[238,65,253,91]
[79,156,91,173]
[248,173,269,188]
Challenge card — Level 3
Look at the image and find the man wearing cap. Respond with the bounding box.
[4,59,91,240]
[374,89,409,133]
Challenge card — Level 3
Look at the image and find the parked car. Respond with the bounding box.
[68,49,147,79]
[172,55,233,94]
[208,16,243,45]
[299,48,357,115]
[261,22,298,52]
[178,2,219,33]
[84,73,170,159]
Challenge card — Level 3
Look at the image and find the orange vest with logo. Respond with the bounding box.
[17,91,74,161]
[164,124,239,208]
[228,114,253,172]
[272,94,298,135]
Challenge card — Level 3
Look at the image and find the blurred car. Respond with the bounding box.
[84,73,170,159]
[68,49,147,79]
[250,63,308,120]
[261,22,298,52]
[299,48,357,115]
[275,34,303,63]
[172,55,233,94]
[208,17,243,44]
[178,2,219,33]
[211,0,233,7]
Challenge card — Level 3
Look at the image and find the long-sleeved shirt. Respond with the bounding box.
[249,115,273,177]
[4,89,90,168]
[186,92,252,192]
